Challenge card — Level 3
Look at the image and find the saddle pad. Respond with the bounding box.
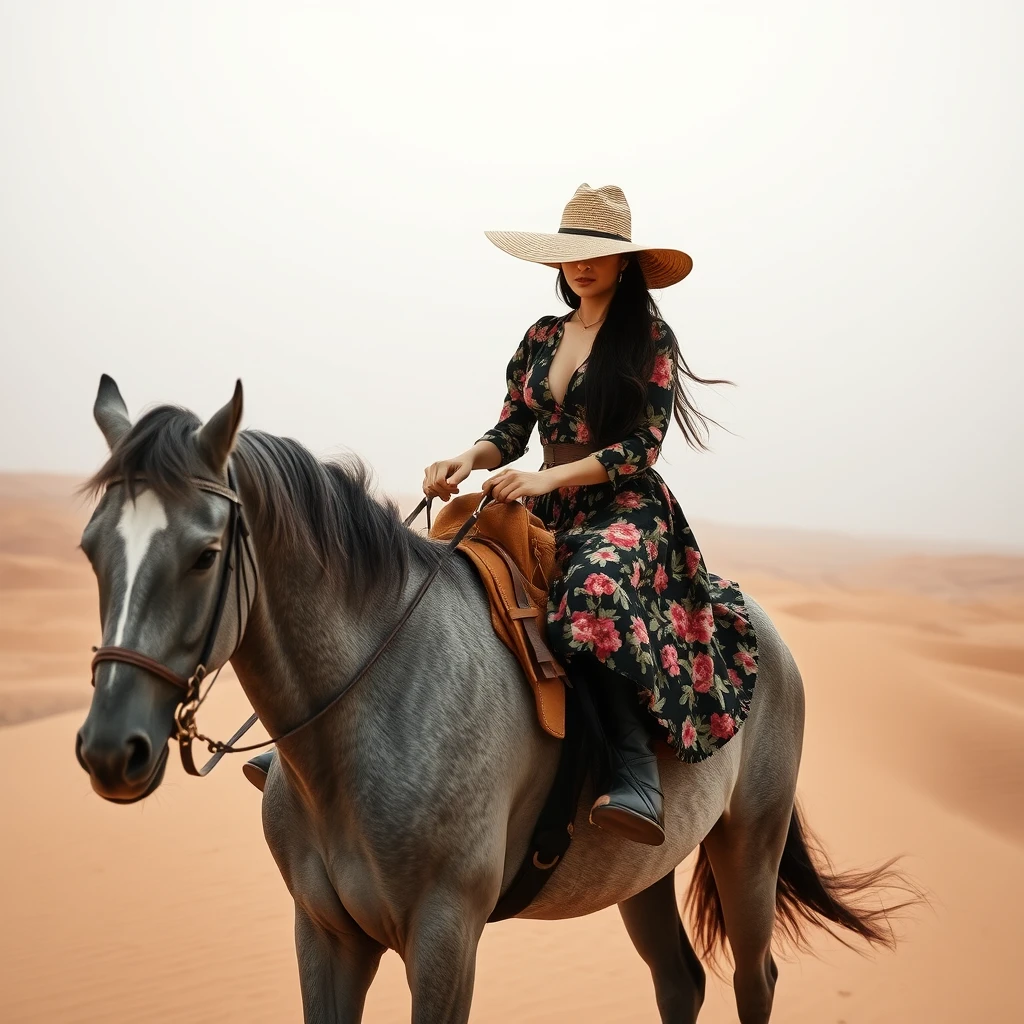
[429,494,567,739]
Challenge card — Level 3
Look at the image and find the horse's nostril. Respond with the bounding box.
[124,732,153,779]
[75,730,89,773]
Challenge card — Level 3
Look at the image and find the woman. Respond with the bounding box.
[421,184,759,846]
[245,183,759,849]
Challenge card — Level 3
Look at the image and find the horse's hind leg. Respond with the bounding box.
[294,902,385,1023]
[701,734,800,1023]
[618,871,706,1023]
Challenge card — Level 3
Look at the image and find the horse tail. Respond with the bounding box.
[683,799,926,968]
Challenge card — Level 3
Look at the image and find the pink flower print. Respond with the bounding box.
[583,573,616,597]
[653,564,668,593]
[660,644,680,676]
[499,401,512,422]
[646,539,659,560]
[571,611,622,661]
[523,385,534,407]
[656,518,667,535]
[691,653,714,693]
[734,648,758,674]
[618,463,637,475]
[727,668,742,688]
[552,591,568,622]
[629,561,642,588]
[574,420,591,443]
[712,602,730,618]
[509,385,522,402]
[646,447,659,466]
[669,602,688,638]
[588,547,621,565]
[651,353,672,388]
[550,411,561,425]
[710,712,735,740]
[669,603,714,643]
[615,491,643,510]
[689,607,715,643]
[572,511,587,528]
[630,616,649,645]
[684,546,701,578]
[733,614,749,636]
[601,521,642,549]
[650,426,663,442]
[682,718,696,748]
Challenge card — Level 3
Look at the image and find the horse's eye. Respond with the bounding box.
[192,549,219,572]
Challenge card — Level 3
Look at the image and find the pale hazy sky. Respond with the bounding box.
[1,1,1021,548]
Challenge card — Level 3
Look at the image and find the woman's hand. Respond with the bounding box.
[481,468,554,503]
[422,455,474,501]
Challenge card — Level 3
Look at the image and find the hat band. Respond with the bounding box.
[557,226,631,243]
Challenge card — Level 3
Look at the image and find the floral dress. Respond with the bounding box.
[476,312,759,762]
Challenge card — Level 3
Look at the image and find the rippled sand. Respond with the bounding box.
[2,474,1022,1022]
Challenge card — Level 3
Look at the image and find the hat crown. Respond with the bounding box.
[559,183,632,242]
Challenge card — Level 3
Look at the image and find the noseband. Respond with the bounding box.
[89,471,484,778]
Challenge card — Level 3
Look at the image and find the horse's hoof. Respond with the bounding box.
[589,799,666,846]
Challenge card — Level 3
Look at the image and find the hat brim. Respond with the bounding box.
[484,230,692,289]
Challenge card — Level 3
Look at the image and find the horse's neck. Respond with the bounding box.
[230,542,437,776]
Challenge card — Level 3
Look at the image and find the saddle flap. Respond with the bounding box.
[429,494,567,740]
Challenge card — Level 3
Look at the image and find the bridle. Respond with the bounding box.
[88,469,486,777]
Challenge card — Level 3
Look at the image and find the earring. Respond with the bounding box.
[618,271,623,283]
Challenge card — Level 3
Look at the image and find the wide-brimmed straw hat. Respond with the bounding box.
[485,183,692,289]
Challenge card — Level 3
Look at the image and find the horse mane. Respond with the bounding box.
[81,404,438,596]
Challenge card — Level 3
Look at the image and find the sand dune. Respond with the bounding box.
[2,474,1023,1022]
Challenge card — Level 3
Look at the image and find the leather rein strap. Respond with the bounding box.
[90,478,483,777]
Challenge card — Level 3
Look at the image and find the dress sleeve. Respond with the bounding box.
[591,319,675,485]
[474,322,543,467]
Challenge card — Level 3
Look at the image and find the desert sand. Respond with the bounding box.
[1,472,1022,1022]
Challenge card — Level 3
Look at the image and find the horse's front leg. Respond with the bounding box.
[294,902,385,1023]
[403,883,495,1024]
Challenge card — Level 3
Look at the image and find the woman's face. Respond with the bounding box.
[561,253,629,301]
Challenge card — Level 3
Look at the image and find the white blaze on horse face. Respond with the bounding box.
[113,489,169,646]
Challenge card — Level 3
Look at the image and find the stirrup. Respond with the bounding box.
[242,750,275,792]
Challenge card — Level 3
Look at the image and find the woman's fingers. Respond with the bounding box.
[488,473,519,503]
[424,458,474,501]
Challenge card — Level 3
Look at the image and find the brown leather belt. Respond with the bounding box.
[542,442,601,467]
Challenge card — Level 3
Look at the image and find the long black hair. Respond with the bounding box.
[557,255,734,451]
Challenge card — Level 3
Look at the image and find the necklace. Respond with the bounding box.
[575,309,606,330]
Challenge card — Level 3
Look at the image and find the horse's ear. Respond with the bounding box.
[94,374,132,451]
[197,379,244,474]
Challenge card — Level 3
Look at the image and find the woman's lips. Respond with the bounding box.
[575,277,595,285]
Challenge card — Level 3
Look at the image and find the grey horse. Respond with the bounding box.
[75,377,916,1024]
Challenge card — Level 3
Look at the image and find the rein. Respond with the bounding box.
[89,476,485,777]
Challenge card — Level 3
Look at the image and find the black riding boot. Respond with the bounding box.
[588,671,665,846]
[242,749,276,792]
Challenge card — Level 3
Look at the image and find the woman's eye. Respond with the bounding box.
[192,549,219,571]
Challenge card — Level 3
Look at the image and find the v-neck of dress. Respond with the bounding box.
[544,314,591,408]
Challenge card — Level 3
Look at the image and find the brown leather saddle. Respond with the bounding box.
[429,492,568,739]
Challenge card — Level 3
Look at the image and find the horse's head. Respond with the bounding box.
[76,376,252,802]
